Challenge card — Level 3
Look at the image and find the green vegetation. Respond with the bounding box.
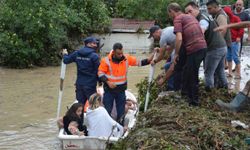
[115,0,189,26]
[111,78,250,149]
[0,0,238,68]
[0,0,110,68]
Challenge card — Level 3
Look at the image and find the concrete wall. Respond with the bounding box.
[94,33,153,54]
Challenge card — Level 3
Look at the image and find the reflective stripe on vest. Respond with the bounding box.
[105,57,128,85]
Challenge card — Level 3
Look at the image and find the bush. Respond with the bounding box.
[0,0,110,68]
[115,0,191,27]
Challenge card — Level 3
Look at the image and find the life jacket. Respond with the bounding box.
[98,51,139,86]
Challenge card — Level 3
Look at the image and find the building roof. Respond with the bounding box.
[111,18,155,33]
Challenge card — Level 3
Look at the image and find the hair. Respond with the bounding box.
[65,103,83,119]
[88,93,102,110]
[113,43,123,51]
[206,0,220,7]
[167,3,182,13]
[185,1,199,9]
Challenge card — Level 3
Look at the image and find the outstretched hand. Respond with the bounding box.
[62,49,68,55]
[213,25,227,32]
[156,72,166,86]
[107,81,117,89]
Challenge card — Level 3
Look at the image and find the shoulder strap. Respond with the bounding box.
[201,13,210,22]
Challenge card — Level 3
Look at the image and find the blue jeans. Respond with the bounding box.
[205,47,228,88]
[103,91,126,123]
[76,84,96,106]
[226,42,240,64]
[164,62,174,91]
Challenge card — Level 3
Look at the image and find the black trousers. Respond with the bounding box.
[173,45,186,91]
[182,48,206,105]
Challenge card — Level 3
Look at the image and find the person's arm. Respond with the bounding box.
[153,47,164,64]
[173,32,182,65]
[199,19,209,34]
[63,49,77,64]
[163,45,174,60]
[127,54,153,66]
[216,15,228,36]
[153,44,174,64]
[98,58,116,89]
[92,54,100,83]
[214,21,250,32]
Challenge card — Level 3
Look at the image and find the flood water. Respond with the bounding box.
[0,48,249,150]
[0,53,163,149]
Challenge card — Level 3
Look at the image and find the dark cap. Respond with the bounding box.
[148,25,160,38]
[84,37,98,44]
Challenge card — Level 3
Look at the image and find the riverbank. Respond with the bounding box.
[111,81,250,149]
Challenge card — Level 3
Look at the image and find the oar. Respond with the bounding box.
[144,52,158,112]
[56,57,66,119]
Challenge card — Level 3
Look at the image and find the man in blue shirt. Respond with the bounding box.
[63,37,100,107]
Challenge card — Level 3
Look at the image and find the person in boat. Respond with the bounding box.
[62,37,100,112]
[63,103,88,135]
[67,121,84,136]
[216,79,250,112]
[98,43,153,124]
[86,93,124,137]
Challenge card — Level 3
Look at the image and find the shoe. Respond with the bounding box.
[215,92,248,112]
[205,86,212,92]
[189,101,200,107]
[234,75,241,79]
[216,100,237,112]
[226,73,233,78]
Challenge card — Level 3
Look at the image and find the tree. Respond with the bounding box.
[0,0,110,68]
[115,0,191,27]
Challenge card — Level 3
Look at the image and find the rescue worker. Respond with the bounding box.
[98,43,153,124]
[63,37,100,108]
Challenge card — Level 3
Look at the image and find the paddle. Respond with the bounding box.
[144,52,158,112]
[56,52,67,119]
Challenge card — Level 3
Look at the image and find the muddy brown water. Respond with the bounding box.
[0,54,163,149]
[0,50,249,149]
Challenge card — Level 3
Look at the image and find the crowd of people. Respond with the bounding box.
[57,0,250,137]
[153,0,250,109]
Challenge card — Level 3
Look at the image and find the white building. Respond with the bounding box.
[95,18,155,54]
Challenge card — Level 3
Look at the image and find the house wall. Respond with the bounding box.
[94,33,153,54]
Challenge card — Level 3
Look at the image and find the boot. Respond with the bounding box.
[215,92,248,112]
[235,64,241,79]
[242,80,250,97]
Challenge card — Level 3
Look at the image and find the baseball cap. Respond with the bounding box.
[148,25,160,38]
[84,37,98,44]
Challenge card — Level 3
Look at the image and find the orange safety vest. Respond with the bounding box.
[98,51,141,85]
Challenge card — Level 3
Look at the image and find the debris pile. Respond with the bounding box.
[111,78,250,149]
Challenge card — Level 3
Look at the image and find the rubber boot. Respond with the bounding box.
[235,64,241,79]
[215,92,248,112]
